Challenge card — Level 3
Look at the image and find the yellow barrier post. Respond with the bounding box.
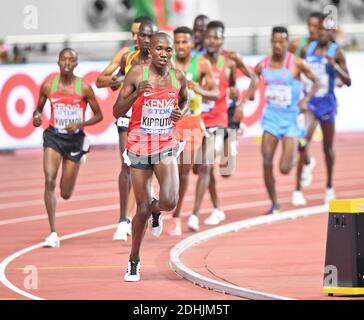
[323,199,364,296]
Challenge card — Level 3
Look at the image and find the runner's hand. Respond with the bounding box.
[65,123,81,135]
[33,111,42,127]
[136,81,153,96]
[187,80,199,93]
[232,107,243,123]
[170,106,182,122]
[109,75,123,91]
[229,86,239,102]
[298,98,308,113]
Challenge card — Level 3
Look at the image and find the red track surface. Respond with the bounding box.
[0,132,363,300]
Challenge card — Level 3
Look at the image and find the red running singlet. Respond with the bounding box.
[48,76,87,134]
[127,65,180,156]
[201,55,230,128]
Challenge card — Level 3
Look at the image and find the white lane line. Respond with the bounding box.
[0,203,242,300]
[0,192,117,210]
[0,202,323,301]
[0,174,361,209]
[0,167,361,197]
[0,199,264,299]
[170,204,329,300]
[0,204,118,226]
[0,181,116,198]
[0,224,117,300]
[1,188,363,226]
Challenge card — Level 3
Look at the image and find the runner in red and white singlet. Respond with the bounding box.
[187,20,258,232]
[32,48,103,249]
[168,26,218,237]
[113,33,189,282]
[201,53,230,129]
[126,64,180,157]
[96,19,158,242]
[48,76,87,134]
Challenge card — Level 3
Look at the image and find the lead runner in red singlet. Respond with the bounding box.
[33,48,103,248]
[97,19,158,242]
[113,33,189,282]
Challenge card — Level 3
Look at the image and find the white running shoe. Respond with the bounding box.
[291,191,307,206]
[124,260,140,282]
[149,212,163,237]
[204,208,226,225]
[301,157,316,188]
[187,215,199,232]
[167,218,182,236]
[43,232,60,248]
[324,188,336,205]
[113,219,132,241]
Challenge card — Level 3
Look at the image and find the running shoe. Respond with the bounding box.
[324,188,336,205]
[204,208,226,225]
[113,218,132,241]
[265,203,280,215]
[167,217,182,236]
[291,190,307,206]
[149,212,163,237]
[187,214,199,232]
[43,232,60,248]
[124,259,140,282]
[300,157,316,187]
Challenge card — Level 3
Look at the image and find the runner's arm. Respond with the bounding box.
[65,81,103,134]
[296,57,320,112]
[229,52,259,102]
[189,57,219,101]
[332,48,351,86]
[96,47,129,89]
[288,38,300,54]
[254,61,263,78]
[173,70,189,120]
[33,80,51,127]
[232,56,260,123]
[113,66,152,118]
[81,81,103,127]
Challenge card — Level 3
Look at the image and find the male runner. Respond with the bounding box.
[113,33,189,281]
[187,21,258,231]
[289,12,323,57]
[33,48,103,247]
[167,26,218,236]
[289,12,324,197]
[292,18,351,206]
[255,26,319,215]
[96,16,153,90]
[96,19,158,241]
[192,15,210,55]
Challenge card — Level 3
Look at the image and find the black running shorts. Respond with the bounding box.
[125,144,180,170]
[43,126,89,162]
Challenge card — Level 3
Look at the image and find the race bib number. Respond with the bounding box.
[308,61,329,97]
[265,85,292,108]
[140,98,174,134]
[117,117,130,128]
[54,104,83,133]
[201,101,215,113]
[187,90,202,116]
